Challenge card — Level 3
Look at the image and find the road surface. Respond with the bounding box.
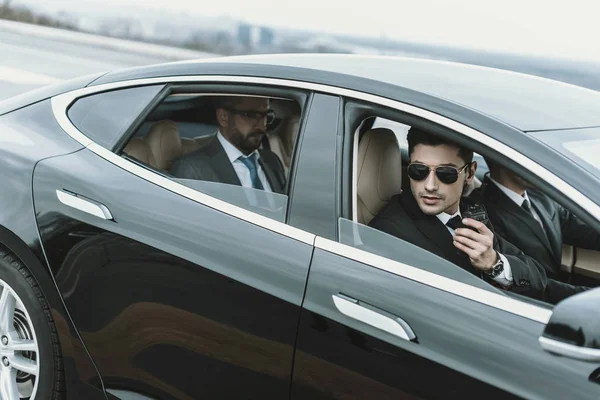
[0,29,181,101]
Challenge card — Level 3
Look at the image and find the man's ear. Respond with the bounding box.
[216,108,229,128]
[466,160,477,182]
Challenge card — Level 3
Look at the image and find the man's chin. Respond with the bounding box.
[417,201,445,216]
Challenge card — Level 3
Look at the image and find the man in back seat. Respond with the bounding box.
[169,96,286,194]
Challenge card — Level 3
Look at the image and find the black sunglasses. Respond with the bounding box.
[407,162,471,184]
[225,108,276,124]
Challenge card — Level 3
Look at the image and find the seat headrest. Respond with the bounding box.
[357,128,402,225]
[123,138,156,167]
[145,120,182,171]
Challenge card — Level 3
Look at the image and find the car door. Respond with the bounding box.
[31,80,319,399]
[289,96,600,399]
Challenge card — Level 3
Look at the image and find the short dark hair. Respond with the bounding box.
[407,127,473,164]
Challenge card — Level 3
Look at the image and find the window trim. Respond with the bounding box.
[51,74,598,324]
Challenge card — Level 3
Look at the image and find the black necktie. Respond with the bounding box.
[522,199,533,214]
[447,215,466,230]
[522,199,545,230]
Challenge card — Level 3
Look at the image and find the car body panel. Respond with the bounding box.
[32,147,313,399]
[0,72,106,116]
[291,248,600,399]
[0,100,106,398]
[287,93,341,240]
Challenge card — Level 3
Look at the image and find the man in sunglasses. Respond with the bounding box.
[170,96,285,193]
[369,127,548,301]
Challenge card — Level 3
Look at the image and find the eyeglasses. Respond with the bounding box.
[225,108,276,125]
[407,162,471,184]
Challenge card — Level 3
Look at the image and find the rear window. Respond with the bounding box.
[68,85,164,149]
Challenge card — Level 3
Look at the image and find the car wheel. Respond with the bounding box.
[0,250,65,400]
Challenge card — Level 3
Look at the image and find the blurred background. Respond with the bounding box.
[2,0,600,101]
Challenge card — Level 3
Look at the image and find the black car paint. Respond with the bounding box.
[543,288,600,350]
[287,93,340,241]
[32,146,313,399]
[292,249,600,399]
[0,101,107,398]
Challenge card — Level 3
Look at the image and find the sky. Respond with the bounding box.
[13,0,600,62]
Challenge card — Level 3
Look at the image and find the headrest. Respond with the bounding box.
[123,138,156,167]
[357,128,403,224]
[145,120,182,171]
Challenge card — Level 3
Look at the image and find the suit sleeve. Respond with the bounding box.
[494,234,548,301]
[169,157,201,180]
[368,214,403,239]
[559,205,600,250]
[544,279,589,305]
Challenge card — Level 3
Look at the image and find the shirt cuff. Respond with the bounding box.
[491,253,513,286]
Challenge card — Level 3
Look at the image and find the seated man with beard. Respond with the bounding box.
[169,96,286,194]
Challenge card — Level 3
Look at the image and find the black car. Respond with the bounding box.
[1,54,600,400]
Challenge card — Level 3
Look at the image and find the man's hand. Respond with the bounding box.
[453,218,497,271]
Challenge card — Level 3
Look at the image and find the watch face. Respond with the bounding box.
[487,261,504,277]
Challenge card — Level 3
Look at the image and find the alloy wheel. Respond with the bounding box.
[0,279,40,400]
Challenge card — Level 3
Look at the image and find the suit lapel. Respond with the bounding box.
[258,155,282,194]
[528,190,561,259]
[205,137,242,186]
[483,178,555,258]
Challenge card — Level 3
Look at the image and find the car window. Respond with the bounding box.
[116,88,304,223]
[67,85,165,149]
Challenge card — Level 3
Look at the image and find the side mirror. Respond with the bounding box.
[539,286,600,362]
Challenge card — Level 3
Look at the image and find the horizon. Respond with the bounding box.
[10,0,600,63]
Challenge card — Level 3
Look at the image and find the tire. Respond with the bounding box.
[0,249,65,400]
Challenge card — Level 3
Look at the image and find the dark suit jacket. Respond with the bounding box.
[368,189,548,301]
[476,176,599,303]
[169,136,286,194]
[478,176,600,278]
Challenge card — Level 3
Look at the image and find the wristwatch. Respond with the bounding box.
[485,252,504,278]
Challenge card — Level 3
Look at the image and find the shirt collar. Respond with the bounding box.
[489,177,529,206]
[217,130,260,163]
[436,209,462,226]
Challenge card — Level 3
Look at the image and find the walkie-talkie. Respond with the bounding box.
[462,203,492,231]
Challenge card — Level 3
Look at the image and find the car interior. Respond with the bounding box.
[120,93,301,177]
[354,116,600,290]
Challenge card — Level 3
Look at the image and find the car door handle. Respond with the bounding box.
[56,189,113,220]
[539,336,600,362]
[332,294,417,342]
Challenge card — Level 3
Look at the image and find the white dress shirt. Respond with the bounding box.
[436,210,514,286]
[217,131,272,192]
[489,177,544,228]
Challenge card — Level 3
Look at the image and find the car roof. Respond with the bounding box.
[92,54,600,132]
